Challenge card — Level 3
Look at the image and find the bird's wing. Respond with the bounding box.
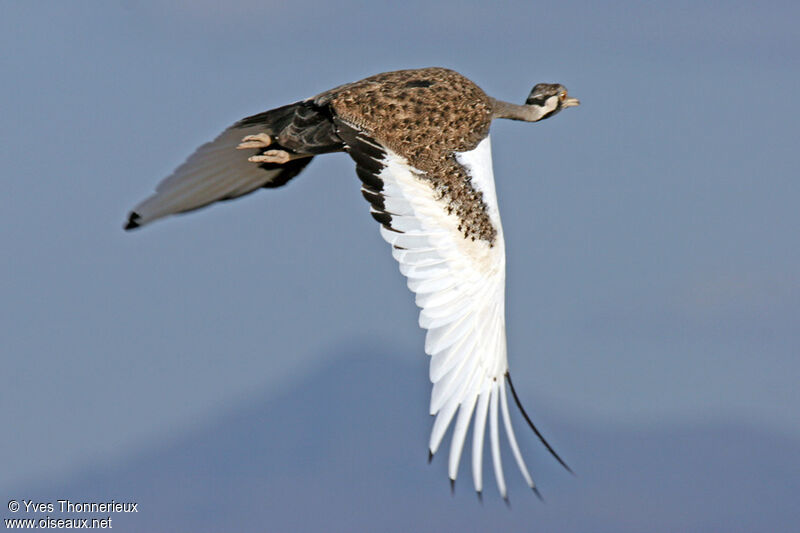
[125,102,343,230]
[337,120,539,498]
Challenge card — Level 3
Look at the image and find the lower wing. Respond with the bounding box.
[337,119,549,498]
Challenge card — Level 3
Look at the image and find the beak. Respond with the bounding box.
[562,96,580,108]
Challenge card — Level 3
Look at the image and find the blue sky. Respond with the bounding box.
[1,0,798,522]
[18,353,800,532]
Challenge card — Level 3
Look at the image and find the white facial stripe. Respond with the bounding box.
[543,95,560,116]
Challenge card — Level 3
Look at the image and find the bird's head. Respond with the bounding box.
[525,83,580,121]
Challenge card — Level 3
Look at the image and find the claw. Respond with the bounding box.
[237,133,272,150]
[248,149,292,164]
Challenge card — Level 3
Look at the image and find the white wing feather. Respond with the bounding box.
[369,136,537,497]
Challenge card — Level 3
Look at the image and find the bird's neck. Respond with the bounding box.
[490,98,546,122]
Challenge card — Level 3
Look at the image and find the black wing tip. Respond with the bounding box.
[428,450,434,464]
[503,495,511,509]
[505,372,574,474]
[124,212,141,231]
[476,490,483,504]
[532,485,545,502]
[449,478,455,495]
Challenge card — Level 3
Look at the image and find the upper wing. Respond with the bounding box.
[125,102,343,230]
[337,120,540,498]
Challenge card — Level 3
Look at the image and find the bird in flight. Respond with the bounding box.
[125,67,579,500]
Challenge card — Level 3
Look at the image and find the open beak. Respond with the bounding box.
[562,96,580,108]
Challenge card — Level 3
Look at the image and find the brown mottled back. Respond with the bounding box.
[316,67,498,243]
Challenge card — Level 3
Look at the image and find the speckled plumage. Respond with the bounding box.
[316,67,498,243]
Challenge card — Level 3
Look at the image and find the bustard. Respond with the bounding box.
[125,67,579,499]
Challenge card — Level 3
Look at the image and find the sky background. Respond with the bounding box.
[1,0,798,530]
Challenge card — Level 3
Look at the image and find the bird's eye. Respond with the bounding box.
[559,92,566,101]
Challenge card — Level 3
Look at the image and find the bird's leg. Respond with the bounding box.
[247,150,305,165]
[237,133,307,164]
[236,133,273,150]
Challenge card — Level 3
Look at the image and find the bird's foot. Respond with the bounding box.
[248,149,294,164]
[236,133,273,150]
